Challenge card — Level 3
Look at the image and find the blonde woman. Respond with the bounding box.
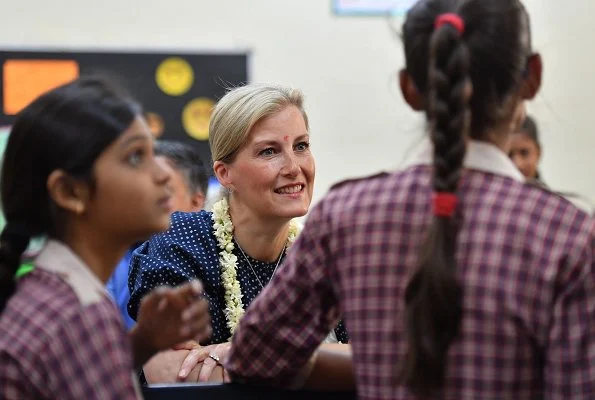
[128,84,349,383]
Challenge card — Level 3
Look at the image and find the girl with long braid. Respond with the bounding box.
[221,1,593,398]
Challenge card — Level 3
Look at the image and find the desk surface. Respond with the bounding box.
[143,383,357,400]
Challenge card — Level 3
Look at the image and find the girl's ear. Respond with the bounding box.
[520,53,542,100]
[46,170,89,215]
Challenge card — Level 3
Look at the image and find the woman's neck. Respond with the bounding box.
[228,197,290,262]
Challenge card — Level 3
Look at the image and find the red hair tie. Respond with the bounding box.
[433,192,457,217]
[435,13,465,35]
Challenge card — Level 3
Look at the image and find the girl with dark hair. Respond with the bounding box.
[220,0,595,398]
[0,77,211,399]
[510,116,595,213]
[510,114,544,184]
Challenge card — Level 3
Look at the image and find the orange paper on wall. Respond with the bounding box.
[3,59,79,115]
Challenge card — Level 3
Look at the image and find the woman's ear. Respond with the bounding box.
[399,69,424,111]
[46,170,89,215]
[213,161,234,192]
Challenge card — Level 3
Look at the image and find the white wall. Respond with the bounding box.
[2,0,594,206]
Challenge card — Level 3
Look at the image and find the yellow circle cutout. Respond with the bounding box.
[145,112,165,138]
[182,98,215,140]
[155,57,194,96]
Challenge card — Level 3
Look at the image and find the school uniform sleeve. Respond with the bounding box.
[544,221,595,399]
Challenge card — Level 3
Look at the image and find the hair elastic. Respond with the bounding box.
[435,13,465,35]
[433,192,457,217]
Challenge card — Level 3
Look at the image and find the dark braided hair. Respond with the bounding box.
[400,0,532,396]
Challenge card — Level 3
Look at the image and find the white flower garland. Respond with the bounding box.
[211,198,301,336]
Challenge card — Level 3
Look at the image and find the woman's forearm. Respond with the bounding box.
[301,343,355,391]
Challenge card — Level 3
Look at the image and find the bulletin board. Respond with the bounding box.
[0,50,249,174]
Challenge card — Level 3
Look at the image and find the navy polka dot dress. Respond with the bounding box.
[128,210,349,344]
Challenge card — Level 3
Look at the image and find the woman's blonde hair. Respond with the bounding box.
[209,83,308,163]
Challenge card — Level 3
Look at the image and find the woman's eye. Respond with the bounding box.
[259,148,275,157]
[295,142,310,152]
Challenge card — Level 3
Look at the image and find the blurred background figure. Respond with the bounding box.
[509,115,594,213]
[154,140,209,213]
[509,114,544,185]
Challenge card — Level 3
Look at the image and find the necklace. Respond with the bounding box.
[236,242,286,289]
[211,197,301,336]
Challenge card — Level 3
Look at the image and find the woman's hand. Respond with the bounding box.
[177,342,231,382]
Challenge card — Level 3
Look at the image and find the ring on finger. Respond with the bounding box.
[209,353,221,364]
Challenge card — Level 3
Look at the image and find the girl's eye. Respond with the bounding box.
[127,150,144,166]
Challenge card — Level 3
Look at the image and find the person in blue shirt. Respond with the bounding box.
[107,139,209,329]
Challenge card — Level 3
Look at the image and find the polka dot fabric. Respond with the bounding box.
[127,210,349,344]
